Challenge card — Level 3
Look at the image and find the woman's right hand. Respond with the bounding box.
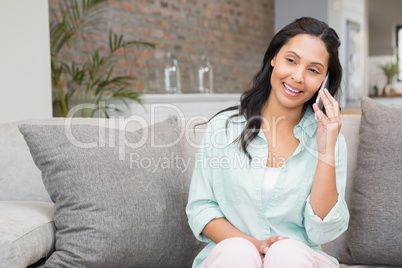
[253,236,288,262]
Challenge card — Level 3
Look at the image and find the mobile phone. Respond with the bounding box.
[315,73,330,112]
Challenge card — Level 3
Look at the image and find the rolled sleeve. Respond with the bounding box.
[188,202,225,243]
[186,122,225,243]
[304,135,350,245]
[304,194,349,244]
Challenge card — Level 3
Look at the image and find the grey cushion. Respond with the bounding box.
[19,117,203,267]
[338,97,402,266]
[0,117,152,202]
[0,201,55,268]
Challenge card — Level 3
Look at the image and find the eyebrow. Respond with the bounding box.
[286,51,325,68]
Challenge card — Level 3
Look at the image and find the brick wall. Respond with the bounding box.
[48,0,274,94]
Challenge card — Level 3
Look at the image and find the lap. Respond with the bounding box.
[199,237,261,268]
[200,238,338,268]
[264,239,338,268]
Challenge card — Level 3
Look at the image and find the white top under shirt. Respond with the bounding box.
[261,167,281,205]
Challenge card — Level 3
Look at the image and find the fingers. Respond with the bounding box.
[258,236,289,261]
[259,236,289,254]
[319,88,340,119]
[312,102,325,121]
[267,235,288,246]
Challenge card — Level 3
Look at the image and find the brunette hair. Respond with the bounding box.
[210,17,342,160]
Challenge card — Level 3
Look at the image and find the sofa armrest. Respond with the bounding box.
[0,201,55,267]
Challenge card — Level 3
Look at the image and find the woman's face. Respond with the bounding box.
[270,34,329,111]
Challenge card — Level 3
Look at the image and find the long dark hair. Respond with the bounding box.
[210,17,343,160]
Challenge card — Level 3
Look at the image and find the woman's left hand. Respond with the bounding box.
[312,88,342,159]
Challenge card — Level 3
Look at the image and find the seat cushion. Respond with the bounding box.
[19,117,203,267]
[0,201,55,267]
[338,97,402,266]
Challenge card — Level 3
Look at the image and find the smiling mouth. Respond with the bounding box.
[283,83,302,94]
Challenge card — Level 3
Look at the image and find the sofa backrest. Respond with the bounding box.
[322,114,361,257]
[0,117,152,201]
[0,119,59,202]
[0,114,361,228]
[0,117,204,202]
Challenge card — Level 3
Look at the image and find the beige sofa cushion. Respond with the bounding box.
[0,120,55,202]
[322,114,361,258]
[0,201,55,267]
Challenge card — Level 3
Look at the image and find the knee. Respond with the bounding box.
[208,237,260,267]
[266,238,306,254]
[217,237,259,256]
[264,239,315,267]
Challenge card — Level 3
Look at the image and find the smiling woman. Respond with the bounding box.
[268,34,330,111]
[186,17,348,268]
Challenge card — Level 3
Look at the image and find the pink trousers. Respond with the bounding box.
[199,237,338,268]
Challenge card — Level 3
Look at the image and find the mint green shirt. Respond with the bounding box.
[186,107,349,267]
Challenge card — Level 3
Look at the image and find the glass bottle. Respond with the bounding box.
[163,52,181,94]
[197,54,213,94]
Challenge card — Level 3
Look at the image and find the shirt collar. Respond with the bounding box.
[227,113,246,123]
[296,107,317,138]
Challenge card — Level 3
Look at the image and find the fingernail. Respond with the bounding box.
[325,88,329,93]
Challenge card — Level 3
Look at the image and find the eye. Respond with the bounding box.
[308,67,320,74]
[286,57,296,64]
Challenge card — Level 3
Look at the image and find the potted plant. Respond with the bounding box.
[50,0,154,117]
[379,62,399,95]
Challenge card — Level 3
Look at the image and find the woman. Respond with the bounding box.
[186,17,349,267]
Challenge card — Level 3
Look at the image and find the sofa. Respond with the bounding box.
[0,96,401,268]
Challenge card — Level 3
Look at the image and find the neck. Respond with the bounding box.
[261,97,305,132]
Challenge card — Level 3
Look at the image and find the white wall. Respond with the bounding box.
[329,0,368,108]
[275,0,329,33]
[368,0,402,56]
[367,0,402,95]
[0,0,52,123]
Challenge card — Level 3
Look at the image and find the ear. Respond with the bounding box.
[271,57,276,67]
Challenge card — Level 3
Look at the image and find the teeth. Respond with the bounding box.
[284,83,301,93]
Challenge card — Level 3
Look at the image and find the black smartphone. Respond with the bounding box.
[315,72,330,112]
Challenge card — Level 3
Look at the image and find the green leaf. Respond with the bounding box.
[50,0,153,117]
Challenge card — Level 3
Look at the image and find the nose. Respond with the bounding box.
[291,67,304,83]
